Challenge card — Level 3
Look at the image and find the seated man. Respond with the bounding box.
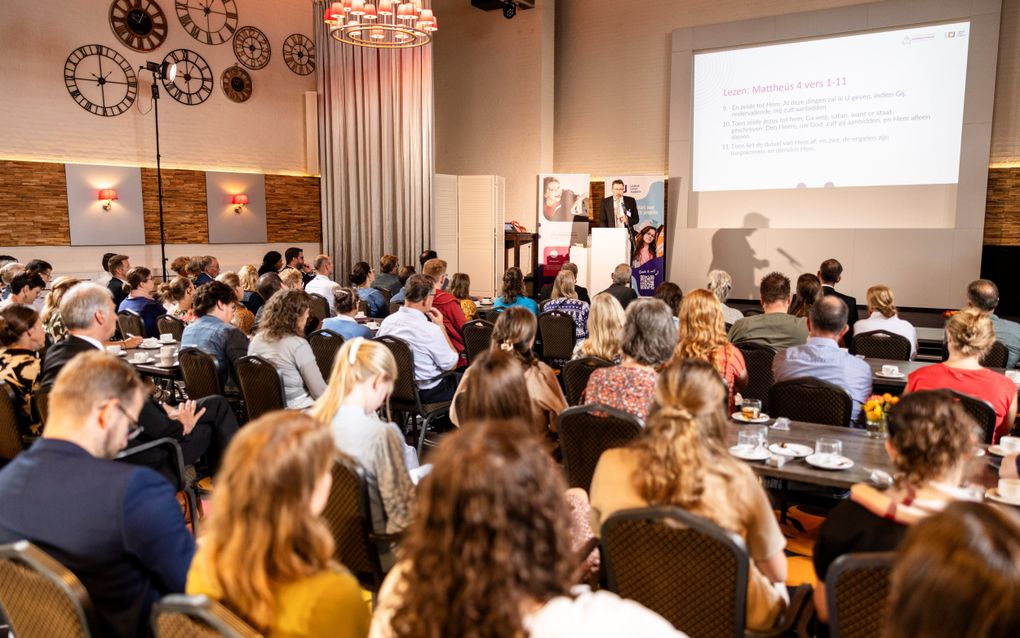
[374,254,403,297]
[376,274,459,403]
[304,254,341,315]
[600,263,638,309]
[106,254,131,308]
[772,296,872,422]
[729,272,809,350]
[284,246,316,286]
[181,281,248,391]
[350,260,389,318]
[37,283,122,389]
[0,351,195,638]
[192,255,219,286]
[0,271,45,309]
[538,262,590,304]
[966,278,1020,368]
[422,258,466,357]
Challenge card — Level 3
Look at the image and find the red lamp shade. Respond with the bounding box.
[98,189,118,201]
[231,194,249,206]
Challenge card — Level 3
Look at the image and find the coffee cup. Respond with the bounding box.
[999,478,1020,500]
[159,333,174,343]
[105,345,121,356]
[881,364,900,376]
[159,354,175,366]
[356,311,366,319]
[1000,436,1020,452]
[133,352,148,363]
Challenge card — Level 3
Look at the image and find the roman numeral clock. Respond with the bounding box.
[161,48,214,105]
[63,44,138,117]
[175,0,238,45]
[108,0,169,52]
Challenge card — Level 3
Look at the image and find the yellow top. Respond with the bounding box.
[187,547,371,638]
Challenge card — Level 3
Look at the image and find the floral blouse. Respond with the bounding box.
[169,304,197,325]
[582,365,658,421]
[458,298,478,321]
[0,348,42,440]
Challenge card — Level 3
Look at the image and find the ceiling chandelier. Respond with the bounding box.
[324,0,439,49]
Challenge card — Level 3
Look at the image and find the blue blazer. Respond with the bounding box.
[0,439,196,637]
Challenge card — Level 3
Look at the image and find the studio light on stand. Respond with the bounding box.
[139,60,177,282]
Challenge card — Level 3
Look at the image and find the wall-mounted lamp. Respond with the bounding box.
[232,194,249,214]
[98,188,118,211]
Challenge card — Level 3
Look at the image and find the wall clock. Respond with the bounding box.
[282,33,314,76]
[175,0,238,45]
[161,48,214,105]
[221,65,253,102]
[109,0,169,52]
[233,26,270,70]
[63,44,138,117]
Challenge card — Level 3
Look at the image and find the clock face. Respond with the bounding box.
[161,48,213,105]
[233,26,270,70]
[109,0,169,52]
[64,44,138,117]
[175,0,238,45]
[282,33,314,76]
[221,65,252,103]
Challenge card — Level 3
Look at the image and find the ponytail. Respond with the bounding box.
[309,339,398,424]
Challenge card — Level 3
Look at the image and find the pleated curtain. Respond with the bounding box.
[313,0,434,284]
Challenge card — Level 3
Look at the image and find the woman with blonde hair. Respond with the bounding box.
[674,289,747,412]
[543,269,589,339]
[906,307,1018,442]
[448,273,477,321]
[40,276,80,342]
[248,289,326,408]
[216,272,256,335]
[589,359,789,632]
[186,412,370,638]
[575,293,625,362]
[237,264,262,314]
[852,284,918,358]
[310,338,418,537]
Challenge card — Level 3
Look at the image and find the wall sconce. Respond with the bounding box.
[232,194,248,214]
[98,189,118,211]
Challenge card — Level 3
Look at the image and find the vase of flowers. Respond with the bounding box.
[863,393,898,439]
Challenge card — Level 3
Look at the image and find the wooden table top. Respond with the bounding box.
[122,343,181,381]
[865,357,1013,389]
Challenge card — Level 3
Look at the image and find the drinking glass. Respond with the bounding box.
[740,398,762,420]
[737,430,759,450]
[815,438,842,461]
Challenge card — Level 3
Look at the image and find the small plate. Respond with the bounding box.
[874,371,906,379]
[988,445,1020,457]
[729,445,771,461]
[986,487,1020,507]
[805,454,854,470]
[137,342,162,350]
[129,356,155,365]
[731,412,770,424]
[769,442,813,458]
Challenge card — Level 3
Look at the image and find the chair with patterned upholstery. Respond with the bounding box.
[736,343,777,412]
[156,315,186,342]
[33,388,49,429]
[538,310,576,363]
[308,329,345,382]
[0,540,99,638]
[557,404,643,492]
[235,356,286,418]
[561,357,615,407]
[117,437,201,536]
[152,594,261,638]
[461,320,494,366]
[117,311,145,339]
[485,308,503,323]
[826,552,893,638]
[948,390,998,445]
[388,301,402,315]
[980,341,1009,369]
[178,348,226,401]
[769,378,853,427]
[357,299,370,316]
[0,382,26,464]
[850,330,911,361]
[375,335,453,456]
[307,293,331,328]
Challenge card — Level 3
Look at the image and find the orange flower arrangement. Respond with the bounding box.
[864,393,899,422]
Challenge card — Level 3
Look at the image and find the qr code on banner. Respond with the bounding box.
[639,274,656,291]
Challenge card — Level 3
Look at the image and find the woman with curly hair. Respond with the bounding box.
[247,289,326,408]
[787,273,820,319]
[237,264,263,314]
[674,289,747,412]
[575,293,625,362]
[369,420,682,638]
[812,389,979,624]
[492,266,538,314]
[589,358,789,632]
[186,412,370,638]
[169,256,191,279]
[40,276,80,343]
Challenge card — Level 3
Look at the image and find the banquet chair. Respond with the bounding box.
[156,315,185,342]
[741,308,763,317]
[461,319,495,366]
[0,382,26,464]
[850,330,911,361]
[538,310,576,362]
[178,348,226,401]
[152,594,261,638]
[117,311,145,339]
[0,541,98,638]
[561,356,615,406]
[358,299,370,316]
[980,340,1009,369]
[388,301,402,315]
[826,552,893,638]
[375,335,453,456]
[736,343,776,412]
[557,404,643,492]
[376,287,392,305]
[484,308,503,323]
[948,390,998,445]
[308,329,345,382]
[33,388,49,429]
[307,293,331,328]
[235,356,286,418]
[769,378,853,427]
[117,437,201,536]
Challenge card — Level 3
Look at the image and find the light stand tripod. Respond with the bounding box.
[140,61,176,282]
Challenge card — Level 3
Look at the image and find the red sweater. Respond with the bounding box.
[906,363,1017,443]
[431,290,466,353]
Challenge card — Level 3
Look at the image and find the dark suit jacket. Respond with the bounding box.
[0,439,195,638]
[193,273,214,286]
[537,283,590,304]
[599,195,639,229]
[822,285,860,346]
[601,283,639,309]
[37,335,97,389]
[108,277,128,308]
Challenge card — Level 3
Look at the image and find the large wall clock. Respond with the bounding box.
[282,33,314,76]
[221,65,253,103]
[109,0,169,52]
[161,48,214,105]
[175,0,238,45]
[233,26,270,70]
[63,44,138,117]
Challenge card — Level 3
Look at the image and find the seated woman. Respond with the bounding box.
[248,289,326,409]
[543,270,590,340]
[589,359,789,632]
[368,420,684,638]
[40,276,80,343]
[310,338,417,537]
[906,308,1018,443]
[451,348,535,426]
[492,267,538,314]
[674,289,747,412]
[161,276,197,325]
[448,273,477,321]
[574,293,625,362]
[0,304,46,441]
[707,269,745,326]
[582,298,676,421]
[216,272,256,335]
[187,412,371,638]
[853,284,918,359]
[787,273,820,319]
[238,264,264,315]
[811,389,978,622]
[653,281,683,328]
[118,267,167,338]
[258,250,283,276]
[321,288,373,340]
[350,261,388,318]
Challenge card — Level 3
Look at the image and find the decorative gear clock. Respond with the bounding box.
[109,0,169,52]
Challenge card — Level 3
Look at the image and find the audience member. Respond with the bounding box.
[812,390,978,622]
[248,289,326,409]
[537,262,590,303]
[654,281,683,327]
[0,256,17,270]
[448,273,477,320]
[237,264,262,314]
[418,249,437,269]
[368,420,683,638]
[575,293,625,362]
[253,272,284,328]
[728,272,808,349]
[589,359,789,632]
[169,256,191,279]
[675,289,748,412]
[37,283,122,388]
[451,349,534,427]
[772,296,872,422]
[422,258,467,355]
[818,258,860,347]
[186,412,370,638]
[24,259,52,309]
[280,267,305,291]
[0,304,45,440]
[492,266,538,314]
[181,281,248,391]
[185,257,203,279]
[216,272,256,335]
[377,274,459,403]
[0,352,195,638]
[853,284,918,358]
[0,262,24,301]
[321,288,373,340]
[193,256,219,286]
[96,252,115,287]
[374,254,402,296]
[106,254,131,307]
[966,278,1020,368]
[788,273,821,319]
[906,308,1018,442]
[707,269,745,325]
[118,266,167,337]
[41,276,81,342]
[583,298,676,421]
[285,246,316,286]
[350,261,389,318]
[162,276,197,325]
[0,271,45,309]
[258,250,284,276]
[389,265,415,304]
[600,263,638,309]
[544,269,590,340]
[305,254,341,315]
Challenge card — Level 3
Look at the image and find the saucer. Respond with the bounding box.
[874,371,906,379]
[769,442,813,458]
[731,412,770,424]
[985,488,1020,507]
[988,445,1020,457]
[129,356,155,364]
[137,341,162,350]
[729,445,771,462]
[805,454,854,470]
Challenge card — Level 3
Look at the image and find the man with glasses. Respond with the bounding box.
[0,351,196,638]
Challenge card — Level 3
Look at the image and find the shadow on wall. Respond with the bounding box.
[708,213,770,298]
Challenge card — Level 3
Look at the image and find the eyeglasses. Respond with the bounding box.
[113,401,143,440]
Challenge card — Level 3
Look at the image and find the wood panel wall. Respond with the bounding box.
[0,161,71,245]
[983,167,1020,246]
[141,168,209,245]
[265,175,322,243]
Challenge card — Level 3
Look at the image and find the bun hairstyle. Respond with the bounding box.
[124,266,151,293]
[946,307,995,358]
[333,287,359,315]
[0,304,40,347]
[490,306,538,368]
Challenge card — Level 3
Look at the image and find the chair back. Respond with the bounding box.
[484,308,502,323]
[388,302,402,315]
[980,340,1009,369]
[156,315,186,342]
[538,310,576,360]
[357,299,369,315]
[374,335,421,413]
[0,382,24,461]
[307,293,331,326]
[320,455,387,591]
[461,320,494,366]
[769,377,853,427]
[561,357,615,406]
[117,311,145,339]
[376,287,392,305]
[152,594,262,638]
[557,404,643,491]
[736,343,776,411]
[741,308,763,317]
[948,390,998,444]
[308,329,345,382]
[0,541,98,638]
[850,330,911,361]
[826,552,893,638]
[235,356,286,417]
[178,348,224,400]
[601,507,749,638]
[34,388,49,429]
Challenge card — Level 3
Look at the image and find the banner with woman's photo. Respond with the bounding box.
[536,173,591,280]
[604,175,666,296]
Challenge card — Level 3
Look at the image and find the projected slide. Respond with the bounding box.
[692,22,970,192]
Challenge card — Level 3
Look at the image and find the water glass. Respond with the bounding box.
[738,426,767,450]
[815,438,842,461]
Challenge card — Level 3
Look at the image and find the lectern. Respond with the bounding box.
[589,227,630,294]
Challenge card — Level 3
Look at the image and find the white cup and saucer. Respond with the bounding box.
[159,333,175,344]
[876,364,905,379]
[986,478,1020,507]
[132,352,150,364]
[988,435,1020,457]
[106,345,122,356]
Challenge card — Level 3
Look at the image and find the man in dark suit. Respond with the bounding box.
[38,283,122,388]
[600,263,639,309]
[0,351,195,638]
[537,262,590,304]
[192,255,219,286]
[818,258,860,348]
[599,179,639,230]
[106,253,130,308]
